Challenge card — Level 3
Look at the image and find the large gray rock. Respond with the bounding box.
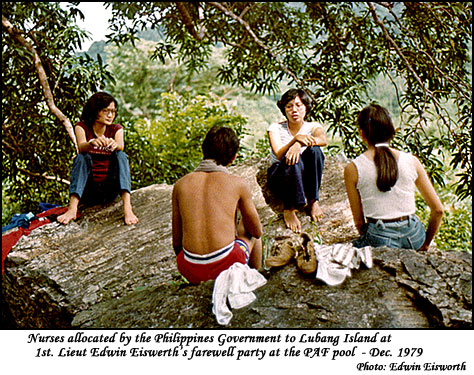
[1,156,471,328]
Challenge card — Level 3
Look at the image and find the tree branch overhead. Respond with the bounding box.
[2,15,78,153]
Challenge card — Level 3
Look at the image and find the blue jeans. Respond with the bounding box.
[352,215,426,250]
[68,151,132,206]
[267,146,325,209]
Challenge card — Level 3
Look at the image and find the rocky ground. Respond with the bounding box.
[1,156,471,328]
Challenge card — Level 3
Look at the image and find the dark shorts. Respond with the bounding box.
[176,239,249,284]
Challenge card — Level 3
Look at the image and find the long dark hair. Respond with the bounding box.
[80,92,118,127]
[357,104,397,192]
[276,88,313,120]
[202,126,239,166]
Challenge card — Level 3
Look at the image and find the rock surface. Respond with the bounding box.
[1,156,471,328]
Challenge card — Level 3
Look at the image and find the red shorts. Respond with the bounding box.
[176,239,250,284]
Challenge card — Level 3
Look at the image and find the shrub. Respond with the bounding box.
[416,193,472,253]
[126,92,249,187]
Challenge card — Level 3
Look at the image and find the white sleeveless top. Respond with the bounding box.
[352,151,418,219]
[267,121,323,163]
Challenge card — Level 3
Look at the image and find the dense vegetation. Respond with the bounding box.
[2,2,471,252]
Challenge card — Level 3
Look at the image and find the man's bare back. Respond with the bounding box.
[172,171,261,255]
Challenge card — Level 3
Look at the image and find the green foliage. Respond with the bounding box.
[103,38,282,133]
[2,2,113,218]
[416,194,472,253]
[3,0,472,256]
[251,137,272,160]
[106,2,472,200]
[126,92,249,187]
[414,150,472,253]
[102,37,281,159]
[104,39,189,120]
[2,181,23,225]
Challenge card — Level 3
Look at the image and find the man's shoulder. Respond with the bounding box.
[210,171,245,186]
[174,170,230,184]
[228,173,251,194]
[175,171,246,188]
[174,172,195,186]
[173,172,248,203]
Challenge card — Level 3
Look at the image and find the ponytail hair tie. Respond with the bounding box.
[375,143,390,148]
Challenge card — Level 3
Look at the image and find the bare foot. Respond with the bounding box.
[124,208,139,225]
[309,200,324,222]
[121,191,138,225]
[57,208,77,225]
[284,209,301,233]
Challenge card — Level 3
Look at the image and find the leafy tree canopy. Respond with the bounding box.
[103,37,281,146]
[106,2,472,199]
[2,2,472,223]
[2,2,112,212]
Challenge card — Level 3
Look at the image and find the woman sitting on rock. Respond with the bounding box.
[344,104,443,251]
[267,88,327,233]
[58,92,138,225]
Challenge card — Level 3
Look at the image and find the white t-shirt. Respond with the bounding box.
[352,151,418,219]
[267,121,323,163]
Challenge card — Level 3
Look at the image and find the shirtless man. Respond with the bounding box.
[172,126,263,284]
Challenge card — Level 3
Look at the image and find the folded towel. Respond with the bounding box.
[194,159,229,173]
[212,263,267,325]
[315,243,372,286]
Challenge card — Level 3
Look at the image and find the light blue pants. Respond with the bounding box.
[352,215,426,250]
[68,151,132,206]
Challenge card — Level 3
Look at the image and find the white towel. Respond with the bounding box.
[194,159,229,173]
[315,243,372,286]
[212,263,267,325]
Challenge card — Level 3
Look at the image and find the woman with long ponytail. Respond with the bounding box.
[344,104,444,251]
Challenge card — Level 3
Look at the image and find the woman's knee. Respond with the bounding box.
[73,152,92,166]
[304,146,325,160]
[115,150,129,163]
[112,151,131,175]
